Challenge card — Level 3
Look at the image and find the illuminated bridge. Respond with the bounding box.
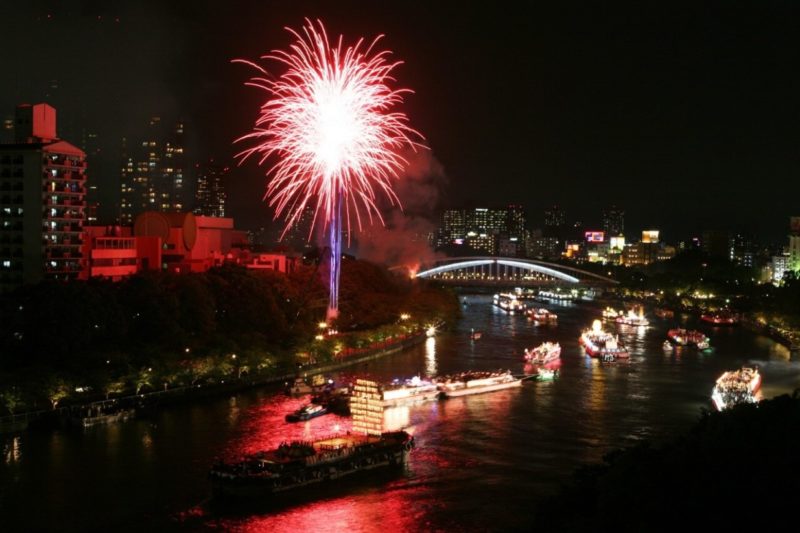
[413,257,617,287]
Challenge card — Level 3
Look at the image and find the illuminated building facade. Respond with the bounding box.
[602,206,624,237]
[789,216,800,272]
[641,230,660,243]
[195,159,228,218]
[527,235,561,260]
[119,117,186,225]
[0,103,86,292]
[701,229,732,260]
[81,212,262,280]
[438,205,527,255]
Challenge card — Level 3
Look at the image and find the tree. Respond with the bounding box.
[0,387,22,415]
[45,378,71,409]
[103,380,126,400]
[132,368,152,395]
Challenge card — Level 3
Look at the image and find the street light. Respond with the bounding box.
[400,313,410,321]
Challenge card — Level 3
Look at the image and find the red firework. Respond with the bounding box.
[235,18,422,239]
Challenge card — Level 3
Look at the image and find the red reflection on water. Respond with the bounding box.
[226,480,423,532]
[223,394,353,461]
[206,382,518,531]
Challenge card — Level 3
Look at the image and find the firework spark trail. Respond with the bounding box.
[236,19,422,319]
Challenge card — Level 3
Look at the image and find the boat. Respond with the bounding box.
[667,328,708,347]
[701,310,738,325]
[311,387,351,416]
[436,370,522,398]
[493,292,526,314]
[527,308,558,322]
[285,403,328,422]
[662,340,673,351]
[711,367,761,411]
[602,307,622,320]
[470,328,482,341]
[524,342,561,365]
[697,340,711,351]
[69,407,135,428]
[538,290,573,302]
[579,320,630,359]
[285,377,313,396]
[654,308,675,319]
[381,376,440,407]
[212,378,415,499]
[209,430,414,498]
[536,368,558,381]
[615,308,649,327]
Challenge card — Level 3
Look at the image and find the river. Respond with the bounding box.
[2,294,799,532]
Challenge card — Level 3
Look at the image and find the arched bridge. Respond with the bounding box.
[413,257,617,286]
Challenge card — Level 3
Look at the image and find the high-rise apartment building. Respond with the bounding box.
[788,216,800,272]
[195,160,228,218]
[0,103,86,291]
[119,117,186,225]
[543,205,567,240]
[437,205,527,255]
[602,206,624,237]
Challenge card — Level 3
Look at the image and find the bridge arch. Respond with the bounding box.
[413,256,617,285]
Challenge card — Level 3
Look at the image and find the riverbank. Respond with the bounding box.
[0,327,433,435]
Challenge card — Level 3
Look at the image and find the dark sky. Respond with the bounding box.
[2,1,799,243]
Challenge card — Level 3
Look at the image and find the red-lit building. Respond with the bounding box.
[81,211,295,280]
[1,103,87,292]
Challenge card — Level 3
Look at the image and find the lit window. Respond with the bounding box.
[2,260,10,268]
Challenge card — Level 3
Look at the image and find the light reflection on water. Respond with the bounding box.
[424,337,437,377]
[2,294,800,532]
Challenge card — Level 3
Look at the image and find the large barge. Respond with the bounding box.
[209,431,414,498]
[211,378,414,499]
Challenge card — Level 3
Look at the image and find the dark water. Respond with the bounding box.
[2,295,799,532]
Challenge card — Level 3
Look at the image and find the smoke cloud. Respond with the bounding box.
[355,147,448,274]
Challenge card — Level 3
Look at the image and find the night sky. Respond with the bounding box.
[2,1,799,243]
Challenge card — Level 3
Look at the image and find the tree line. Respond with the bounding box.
[0,259,459,414]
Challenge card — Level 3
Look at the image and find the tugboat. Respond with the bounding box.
[711,366,761,411]
[285,403,328,423]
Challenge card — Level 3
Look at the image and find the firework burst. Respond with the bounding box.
[236,19,421,319]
